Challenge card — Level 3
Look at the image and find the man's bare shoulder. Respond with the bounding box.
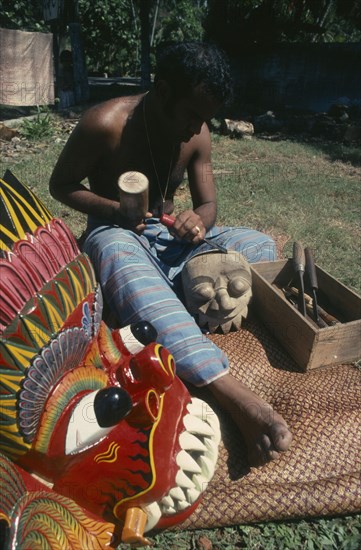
[186,122,212,157]
[77,95,143,140]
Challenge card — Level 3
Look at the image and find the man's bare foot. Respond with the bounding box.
[208,373,292,467]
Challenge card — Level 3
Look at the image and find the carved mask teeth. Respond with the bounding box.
[143,397,221,531]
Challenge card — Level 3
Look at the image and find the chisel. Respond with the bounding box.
[292,241,306,316]
[160,213,228,253]
[304,247,320,324]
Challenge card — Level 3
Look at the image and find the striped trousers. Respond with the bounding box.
[84,219,276,386]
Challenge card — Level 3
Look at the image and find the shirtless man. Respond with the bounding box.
[50,42,292,466]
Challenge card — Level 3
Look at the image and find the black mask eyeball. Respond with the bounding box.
[130,321,158,346]
[94,387,132,428]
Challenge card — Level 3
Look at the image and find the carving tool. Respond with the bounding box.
[304,247,320,324]
[160,213,228,253]
[281,287,328,328]
[284,286,340,326]
[292,241,306,316]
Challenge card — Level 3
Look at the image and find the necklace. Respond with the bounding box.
[142,93,175,215]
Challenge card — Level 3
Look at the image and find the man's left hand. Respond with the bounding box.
[171,210,206,244]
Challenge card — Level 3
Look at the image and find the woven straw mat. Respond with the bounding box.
[178,317,361,529]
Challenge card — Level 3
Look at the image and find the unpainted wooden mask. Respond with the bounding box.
[182,250,252,333]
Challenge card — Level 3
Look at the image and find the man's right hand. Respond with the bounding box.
[117,211,153,234]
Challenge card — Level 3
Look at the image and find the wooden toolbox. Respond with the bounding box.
[250,260,361,371]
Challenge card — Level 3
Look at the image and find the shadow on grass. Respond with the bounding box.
[306,140,361,166]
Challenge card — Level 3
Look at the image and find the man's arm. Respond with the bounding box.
[171,123,217,242]
[49,109,120,223]
[188,123,217,230]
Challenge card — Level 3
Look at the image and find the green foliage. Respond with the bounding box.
[204,0,361,52]
[0,0,47,32]
[20,107,54,141]
[78,0,140,75]
[153,0,205,46]
[77,0,207,76]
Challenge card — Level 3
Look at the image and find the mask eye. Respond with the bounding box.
[130,321,158,346]
[94,387,132,428]
[119,321,158,354]
[65,387,132,454]
[192,283,215,302]
[228,277,249,297]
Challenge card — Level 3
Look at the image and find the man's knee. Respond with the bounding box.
[84,227,146,265]
[240,236,277,263]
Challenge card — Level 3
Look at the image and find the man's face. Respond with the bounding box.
[162,83,221,143]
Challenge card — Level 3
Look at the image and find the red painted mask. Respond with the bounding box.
[0,171,220,546]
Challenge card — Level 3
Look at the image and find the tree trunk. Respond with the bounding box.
[69,22,89,104]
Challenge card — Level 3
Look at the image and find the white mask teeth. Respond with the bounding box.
[174,499,189,511]
[186,487,201,505]
[176,469,196,489]
[146,398,221,529]
[160,495,175,508]
[203,412,221,445]
[199,455,215,480]
[183,413,214,437]
[142,501,162,532]
[176,450,202,474]
[169,486,187,501]
[179,431,207,452]
[162,504,176,515]
[204,436,219,461]
[186,398,207,418]
[192,473,209,493]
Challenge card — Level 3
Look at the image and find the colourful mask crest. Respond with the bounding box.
[0,171,221,547]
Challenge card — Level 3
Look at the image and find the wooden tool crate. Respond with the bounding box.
[250,260,361,371]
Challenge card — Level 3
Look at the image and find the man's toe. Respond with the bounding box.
[271,422,292,452]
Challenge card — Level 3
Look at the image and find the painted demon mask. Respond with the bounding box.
[0,171,221,547]
[182,250,252,333]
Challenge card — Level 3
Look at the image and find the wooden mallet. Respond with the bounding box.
[117,171,149,227]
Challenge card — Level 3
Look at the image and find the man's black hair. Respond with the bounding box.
[154,42,233,104]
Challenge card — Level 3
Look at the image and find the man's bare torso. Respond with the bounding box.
[86,95,196,215]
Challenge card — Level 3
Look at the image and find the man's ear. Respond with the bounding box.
[155,79,172,105]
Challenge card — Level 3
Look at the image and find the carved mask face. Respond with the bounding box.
[182,250,252,333]
[0,172,221,547]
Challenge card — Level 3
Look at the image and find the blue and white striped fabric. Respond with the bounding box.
[84,218,276,386]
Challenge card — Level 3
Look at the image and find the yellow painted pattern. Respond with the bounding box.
[21,319,50,348]
[77,257,95,295]
[2,342,36,368]
[94,441,121,464]
[113,394,165,517]
[0,175,52,250]
[0,371,23,393]
[13,491,114,548]
[0,238,10,251]
[67,267,86,304]
[0,188,26,240]
[1,177,52,220]
[38,299,64,335]
[7,195,40,234]
[35,367,107,454]
[154,344,175,377]
[0,226,19,250]
[0,396,31,457]
[56,282,79,319]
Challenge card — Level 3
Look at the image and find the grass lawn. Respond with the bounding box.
[1,115,360,549]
